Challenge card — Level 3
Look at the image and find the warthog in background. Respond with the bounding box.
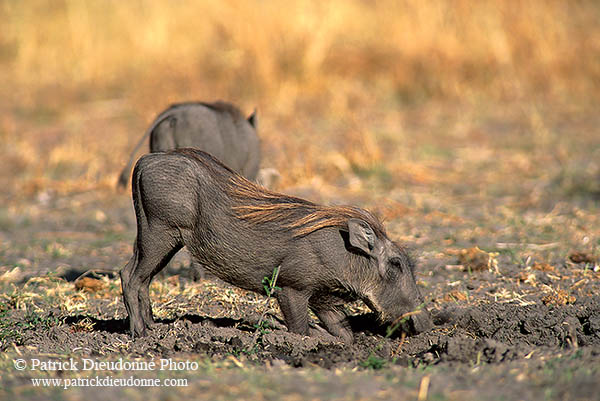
[120,149,432,342]
[117,101,260,188]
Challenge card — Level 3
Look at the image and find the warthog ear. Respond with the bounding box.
[247,109,258,129]
[347,218,375,257]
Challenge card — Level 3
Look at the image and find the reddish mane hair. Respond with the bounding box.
[227,174,386,238]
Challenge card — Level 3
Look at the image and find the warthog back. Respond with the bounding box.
[117,101,260,188]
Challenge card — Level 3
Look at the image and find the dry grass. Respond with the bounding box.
[1,0,599,200]
[3,1,598,101]
[0,2,598,274]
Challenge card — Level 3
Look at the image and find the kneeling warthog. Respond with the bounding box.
[117,101,260,189]
[120,149,431,342]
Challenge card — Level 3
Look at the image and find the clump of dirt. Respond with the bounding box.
[541,289,577,306]
[457,247,499,272]
[569,251,598,265]
[531,262,555,272]
[74,277,105,292]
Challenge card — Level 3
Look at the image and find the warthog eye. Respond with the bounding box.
[389,257,405,272]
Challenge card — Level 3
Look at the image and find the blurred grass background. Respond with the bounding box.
[0,0,598,203]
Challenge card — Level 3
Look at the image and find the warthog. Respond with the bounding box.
[117,101,260,188]
[120,149,431,342]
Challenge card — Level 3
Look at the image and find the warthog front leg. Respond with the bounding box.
[276,287,311,336]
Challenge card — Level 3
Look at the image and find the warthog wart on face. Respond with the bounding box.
[120,148,431,342]
[117,101,261,189]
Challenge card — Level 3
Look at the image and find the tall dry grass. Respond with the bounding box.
[3,1,598,102]
[0,0,599,197]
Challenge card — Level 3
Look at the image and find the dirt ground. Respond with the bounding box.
[3,263,600,371]
[1,98,599,400]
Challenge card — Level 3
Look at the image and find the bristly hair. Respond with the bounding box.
[197,101,245,119]
[165,101,246,121]
[227,174,386,238]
